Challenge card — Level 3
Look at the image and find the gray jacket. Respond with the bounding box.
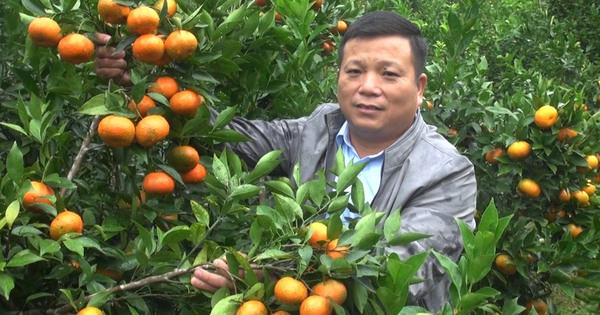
[224,103,477,311]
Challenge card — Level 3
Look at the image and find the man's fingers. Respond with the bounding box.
[191,267,233,292]
[94,33,112,45]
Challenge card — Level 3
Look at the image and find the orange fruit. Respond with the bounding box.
[135,115,170,147]
[235,300,268,315]
[168,145,200,172]
[142,172,175,195]
[28,17,62,47]
[300,295,332,315]
[274,276,308,305]
[567,224,583,238]
[128,95,157,117]
[494,253,517,275]
[169,89,203,116]
[425,100,433,110]
[272,312,291,315]
[254,0,267,6]
[326,238,349,259]
[132,34,165,63]
[154,0,177,18]
[311,279,347,305]
[485,148,505,164]
[180,163,207,184]
[556,127,578,142]
[77,306,104,315]
[149,51,172,66]
[583,182,596,196]
[58,33,95,64]
[557,189,571,203]
[164,30,198,60]
[311,0,323,11]
[322,41,335,53]
[447,128,458,136]
[97,115,135,147]
[571,190,590,206]
[308,222,328,249]
[579,155,599,173]
[534,105,558,130]
[517,178,541,198]
[23,181,55,211]
[507,141,531,161]
[148,76,180,99]
[127,6,160,35]
[49,210,83,240]
[331,20,348,35]
[98,0,131,24]
[524,298,548,315]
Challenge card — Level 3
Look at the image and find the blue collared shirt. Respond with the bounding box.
[335,122,384,221]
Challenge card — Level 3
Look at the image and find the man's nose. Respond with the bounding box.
[358,72,382,95]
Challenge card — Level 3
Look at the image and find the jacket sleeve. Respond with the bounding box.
[208,106,308,174]
[387,156,477,309]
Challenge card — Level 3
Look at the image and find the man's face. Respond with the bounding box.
[337,36,427,145]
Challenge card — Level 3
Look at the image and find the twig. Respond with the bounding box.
[59,115,101,198]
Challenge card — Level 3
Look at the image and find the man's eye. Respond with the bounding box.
[346,69,361,75]
[383,71,399,77]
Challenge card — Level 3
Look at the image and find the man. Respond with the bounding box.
[95,11,477,311]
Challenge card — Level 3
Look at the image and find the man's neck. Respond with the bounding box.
[349,133,397,158]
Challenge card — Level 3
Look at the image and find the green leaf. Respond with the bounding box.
[254,249,293,261]
[433,251,463,293]
[161,226,192,247]
[0,123,28,137]
[0,273,15,300]
[335,161,366,193]
[327,194,350,213]
[212,106,238,130]
[229,184,261,201]
[209,294,243,315]
[5,200,20,230]
[212,155,230,186]
[63,239,84,257]
[7,250,44,267]
[264,180,294,198]
[39,239,61,257]
[244,150,282,183]
[387,232,431,247]
[87,291,114,308]
[191,200,210,226]
[7,142,24,183]
[383,209,401,243]
[78,94,112,115]
[274,194,303,221]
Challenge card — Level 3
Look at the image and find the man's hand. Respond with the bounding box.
[94,33,132,86]
[191,258,237,292]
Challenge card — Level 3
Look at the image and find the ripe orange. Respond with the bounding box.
[235,300,268,315]
[583,182,596,196]
[128,95,157,117]
[132,34,165,63]
[148,76,179,99]
[255,0,267,6]
[326,238,349,259]
[517,178,541,198]
[571,190,590,207]
[154,0,177,18]
[168,145,200,172]
[557,189,571,203]
[425,100,433,110]
[300,295,332,315]
[524,298,548,315]
[331,20,348,35]
[180,163,207,184]
[556,127,578,142]
[495,253,517,275]
[311,0,323,11]
[447,128,458,136]
[127,6,160,35]
[97,115,135,147]
[272,311,291,315]
[322,41,335,53]
[28,17,62,47]
[485,148,505,164]
[142,172,175,195]
[169,89,203,116]
[534,105,558,130]
[23,181,55,211]
[58,33,95,64]
[274,277,308,305]
[135,115,170,147]
[567,224,583,238]
[311,279,347,305]
[98,0,131,24]
[578,155,599,173]
[50,210,83,240]
[308,222,328,249]
[507,141,531,161]
[149,52,171,66]
[77,306,104,315]
[164,30,198,60]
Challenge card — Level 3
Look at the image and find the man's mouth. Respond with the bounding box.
[355,104,383,111]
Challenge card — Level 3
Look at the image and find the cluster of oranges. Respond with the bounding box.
[98,0,197,65]
[27,17,95,64]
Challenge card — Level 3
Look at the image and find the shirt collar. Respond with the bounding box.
[336,121,385,162]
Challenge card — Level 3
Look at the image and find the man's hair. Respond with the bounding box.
[338,11,428,79]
